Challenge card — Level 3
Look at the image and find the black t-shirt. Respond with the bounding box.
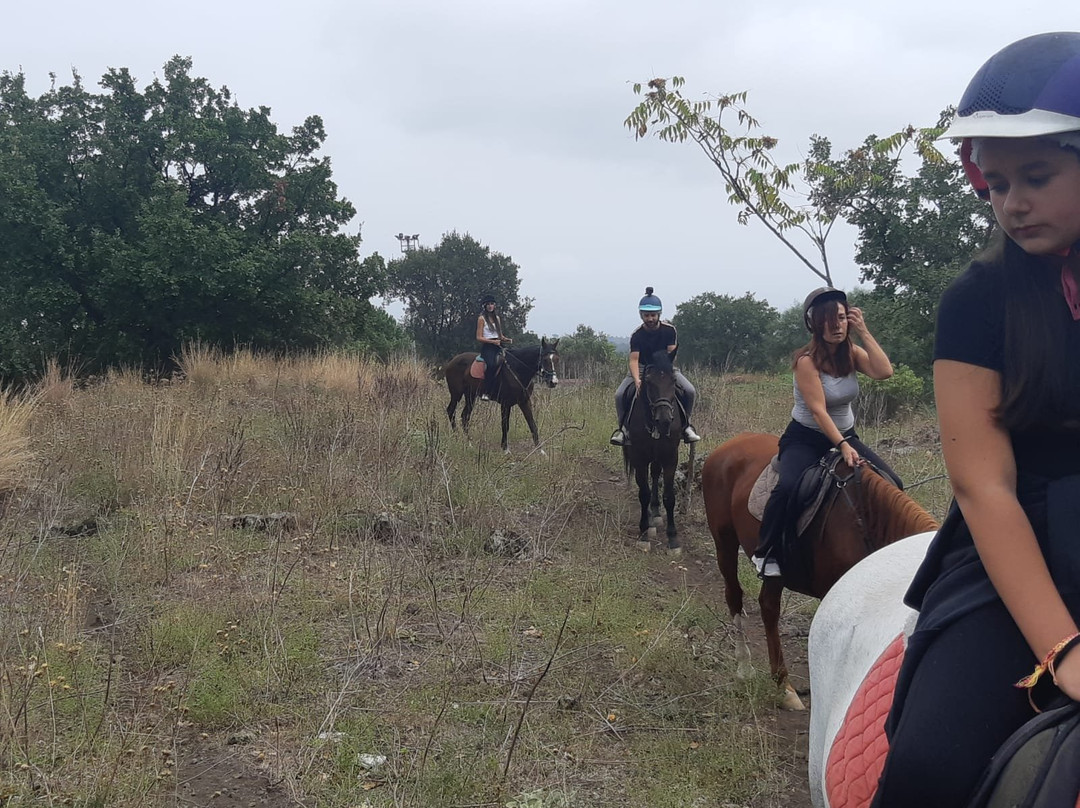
[630,322,677,363]
[933,261,1080,478]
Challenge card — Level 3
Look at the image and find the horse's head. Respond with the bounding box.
[640,348,678,438]
[540,338,560,388]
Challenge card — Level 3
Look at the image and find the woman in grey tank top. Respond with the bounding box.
[752,288,899,577]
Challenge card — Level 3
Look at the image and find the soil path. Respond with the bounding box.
[584,455,815,808]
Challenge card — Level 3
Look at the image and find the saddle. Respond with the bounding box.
[967,700,1080,808]
[470,352,504,380]
[747,451,845,535]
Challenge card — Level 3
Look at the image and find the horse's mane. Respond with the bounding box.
[862,468,940,545]
[644,348,674,373]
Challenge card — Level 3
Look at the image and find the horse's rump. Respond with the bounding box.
[808,532,934,808]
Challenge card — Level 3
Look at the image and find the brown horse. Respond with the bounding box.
[444,338,559,454]
[701,432,939,710]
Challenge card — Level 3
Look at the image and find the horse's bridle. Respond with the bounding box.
[538,348,559,387]
[825,456,878,553]
[640,366,677,439]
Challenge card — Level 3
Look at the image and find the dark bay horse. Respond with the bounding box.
[623,348,684,554]
[701,431,939,710]
[444,338,559,454]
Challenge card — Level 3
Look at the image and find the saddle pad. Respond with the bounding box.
[747,458,832,535]
[824,632,905,808]
[469,358,485,379]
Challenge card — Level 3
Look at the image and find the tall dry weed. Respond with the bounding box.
[36,358,76,408]
[0,390,37,496]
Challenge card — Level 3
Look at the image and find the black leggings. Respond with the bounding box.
[479,343,501,395]
[872,600,1050,807]
[755,420,900,561]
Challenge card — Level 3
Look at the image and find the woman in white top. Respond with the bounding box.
[476,294,511,400]
[752,287,898,576]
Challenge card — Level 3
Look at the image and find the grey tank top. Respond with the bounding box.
[791,370,859,432]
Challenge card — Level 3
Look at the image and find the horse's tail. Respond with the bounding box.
[623,445,632,480]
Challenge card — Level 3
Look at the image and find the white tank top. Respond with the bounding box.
[791,370,859,432]
[481,318,500,341]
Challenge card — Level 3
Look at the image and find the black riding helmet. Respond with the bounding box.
[479,294,497,311]
[803,287,848,331]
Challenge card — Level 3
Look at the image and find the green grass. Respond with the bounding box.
[0,355,949,806]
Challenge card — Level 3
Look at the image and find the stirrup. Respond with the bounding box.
[609,427,629,446]
[751,554,781,578]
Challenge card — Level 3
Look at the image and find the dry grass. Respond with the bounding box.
[0,352,948,807]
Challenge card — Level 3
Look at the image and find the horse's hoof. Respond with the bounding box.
[735,660,755,681]
[650,515,663,528]
[780,685,806,712]
[637,540,651,553]
[667,545,682,557]
[538,448,547,456]
[647,526,657,540]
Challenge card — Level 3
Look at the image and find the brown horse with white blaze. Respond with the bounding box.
[444,338,560,454]
[701,432,939,710]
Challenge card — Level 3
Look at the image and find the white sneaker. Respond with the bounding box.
[609,427,628,446]
[752,554,781,578]
[683,425,701,443]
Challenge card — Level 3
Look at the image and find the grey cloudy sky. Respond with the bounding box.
[3,1,1076,339]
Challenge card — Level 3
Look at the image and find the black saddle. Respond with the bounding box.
[966,700,1080,808]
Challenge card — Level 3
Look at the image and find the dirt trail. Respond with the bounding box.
[584,455,814,808]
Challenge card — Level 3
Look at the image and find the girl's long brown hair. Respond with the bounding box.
[792,300,854,377]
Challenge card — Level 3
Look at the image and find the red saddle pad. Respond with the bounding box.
[824,633,905,808]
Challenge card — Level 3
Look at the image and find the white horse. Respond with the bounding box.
[807,531,935,808]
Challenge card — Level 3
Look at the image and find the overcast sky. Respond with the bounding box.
[3,1,1076,338]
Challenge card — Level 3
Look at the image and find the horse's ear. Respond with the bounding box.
[550,338,559,350]
[541,337,548,350]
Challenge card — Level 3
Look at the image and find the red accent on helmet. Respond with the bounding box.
[959,139,990,201]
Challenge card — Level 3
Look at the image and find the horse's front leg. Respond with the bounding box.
[517,397,545,455]
[500,403,512,453]
[662,459,679,553]
[634,460,653,551]
[649,460,662,527]
[759,577,805,711]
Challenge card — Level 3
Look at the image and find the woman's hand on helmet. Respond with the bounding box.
[847,307,869,337]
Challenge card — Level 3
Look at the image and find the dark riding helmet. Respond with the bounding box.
[638,286,662,312]
[479,294,497,308]
[938,32,1080,198]
[803,287,848,331]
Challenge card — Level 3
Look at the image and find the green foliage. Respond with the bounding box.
[857,363,926,421]
[386,231,533,360]
[553,324,618,379]
[811,121,995,377]
[671,291,781,371]
[0,58,390,380]
[627,82,990,352]
[626,78,850,285]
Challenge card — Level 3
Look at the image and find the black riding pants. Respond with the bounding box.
[871,600,1053,807]
[479,344,501,395]
[755,420,899,562]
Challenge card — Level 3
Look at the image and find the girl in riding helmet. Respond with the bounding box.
[874,32,1080,807]
[476,294,511,400]
[751,287,898,578]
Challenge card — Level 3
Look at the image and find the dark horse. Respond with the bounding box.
[444,338,560,454]
[701,432,939,710]
[623,348,686,554]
